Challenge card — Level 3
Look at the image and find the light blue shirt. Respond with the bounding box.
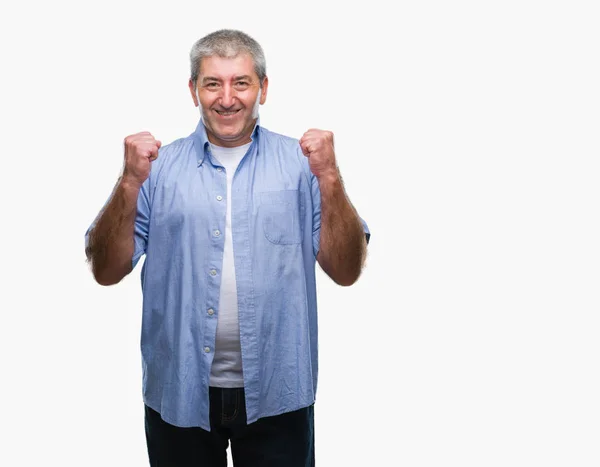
[86,119,370,430]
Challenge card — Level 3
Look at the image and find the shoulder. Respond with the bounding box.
[259,126,299,146]
[156,137,193,165]
[258,126,311,176]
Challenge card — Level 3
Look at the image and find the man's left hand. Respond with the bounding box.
[299,129,338,180]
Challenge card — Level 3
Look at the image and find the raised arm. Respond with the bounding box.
[299,129,367,286]
[85,132,160,285]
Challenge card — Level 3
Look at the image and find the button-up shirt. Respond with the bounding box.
[86,119,370,430]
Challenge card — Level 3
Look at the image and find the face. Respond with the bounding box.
[189,53,268,148]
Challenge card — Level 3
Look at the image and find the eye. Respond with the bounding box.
[205,82,219,89]
[235,81,250,89]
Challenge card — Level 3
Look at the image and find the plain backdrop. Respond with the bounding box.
[1,0,599,466]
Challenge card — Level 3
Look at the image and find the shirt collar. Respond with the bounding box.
[192,117,261,167]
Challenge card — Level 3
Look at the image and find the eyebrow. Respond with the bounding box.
[201,75,254,83]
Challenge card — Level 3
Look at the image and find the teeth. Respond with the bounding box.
[217,111,237,116]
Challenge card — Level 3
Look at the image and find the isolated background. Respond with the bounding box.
[1,0,599,465]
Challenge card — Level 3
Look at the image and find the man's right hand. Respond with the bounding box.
[122,132,162,186]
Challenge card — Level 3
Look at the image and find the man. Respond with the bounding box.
[85,29,370,466]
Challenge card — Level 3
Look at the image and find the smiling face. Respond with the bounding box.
[189,53,268,148]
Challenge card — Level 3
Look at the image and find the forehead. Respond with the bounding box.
[199,53,257,80]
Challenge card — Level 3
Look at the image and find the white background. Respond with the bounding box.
[1,0,599,465]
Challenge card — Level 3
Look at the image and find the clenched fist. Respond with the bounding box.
[122,131,162,186]
[299,129,337,180]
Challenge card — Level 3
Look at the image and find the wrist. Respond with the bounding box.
[120,175,144,192]
[317,169,340,187]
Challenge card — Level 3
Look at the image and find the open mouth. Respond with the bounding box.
[215,110,241,117]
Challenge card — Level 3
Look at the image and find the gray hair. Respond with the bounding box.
[190,29,267,88]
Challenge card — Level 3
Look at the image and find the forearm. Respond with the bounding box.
[318,172,367,286]
[86,177,141,285]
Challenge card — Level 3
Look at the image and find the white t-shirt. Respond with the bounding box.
[208,141,251,387]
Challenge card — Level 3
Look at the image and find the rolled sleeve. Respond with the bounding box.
[361,217,371,244]
[310,172,322,257]
[132,179,151,269]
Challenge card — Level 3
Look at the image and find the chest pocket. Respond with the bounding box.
[258,190,304,245]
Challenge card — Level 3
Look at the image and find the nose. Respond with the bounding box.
[219,84,237,109]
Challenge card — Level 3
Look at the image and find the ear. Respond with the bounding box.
[188,79,199,106]
[259,76,269,105]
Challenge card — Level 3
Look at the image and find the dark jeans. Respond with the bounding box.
[145,387,315,466]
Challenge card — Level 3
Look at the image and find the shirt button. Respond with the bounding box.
[213,230,221,237]
[204,347,211,353]
[207,308,215,316]
[217,167,223,172]
[216,195,223,201]
[210,269,217,276]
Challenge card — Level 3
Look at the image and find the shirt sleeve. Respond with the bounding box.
[132,179,151,269]
[310,171,322,258]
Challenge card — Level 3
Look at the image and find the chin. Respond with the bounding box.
[216,123,246,136]
[216,129,243,140]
